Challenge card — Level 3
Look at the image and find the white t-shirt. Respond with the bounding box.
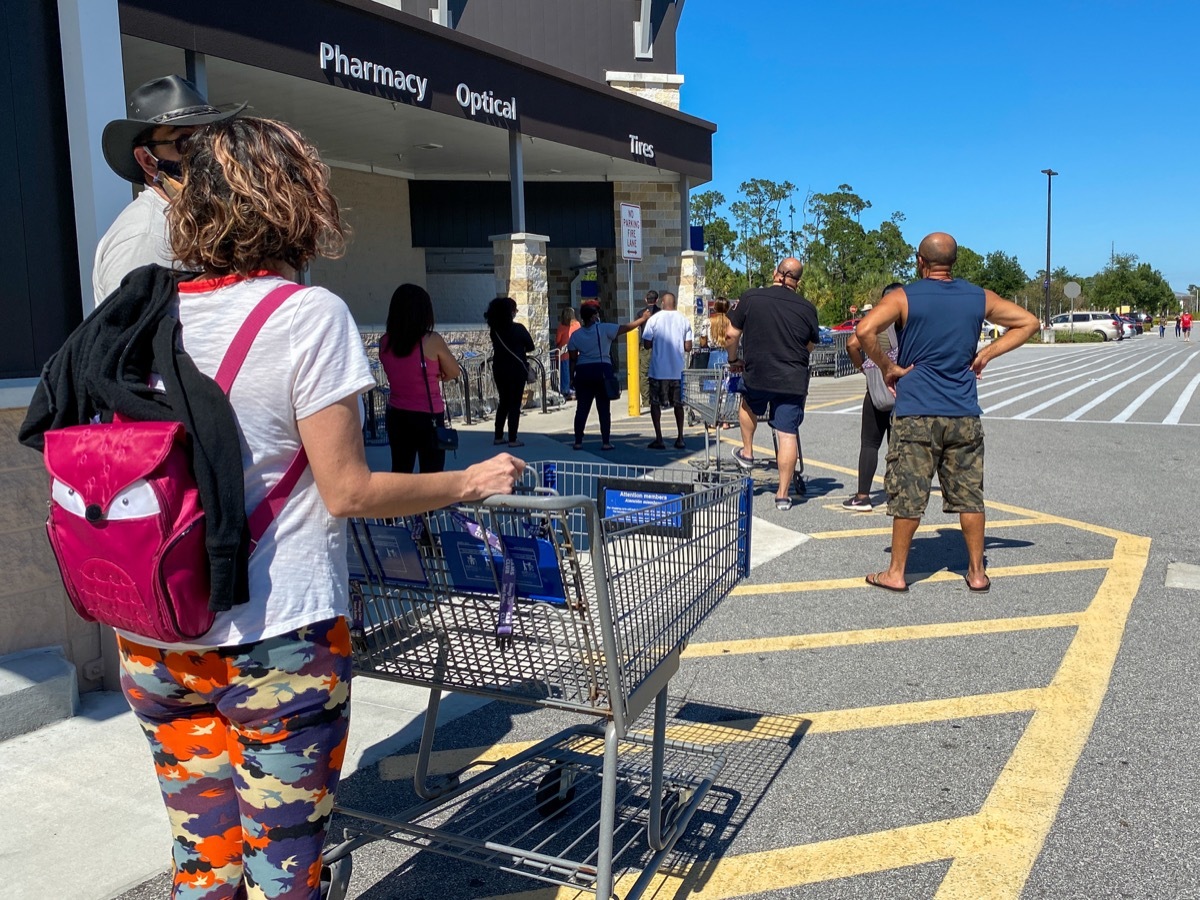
[92,188,179,305]
[119,274,375,648]
[642,310,694,380]
[567,322,620,365]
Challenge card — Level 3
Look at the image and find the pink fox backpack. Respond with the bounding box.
[42,284,307,642]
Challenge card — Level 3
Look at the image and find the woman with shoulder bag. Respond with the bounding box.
[486,296,536,447]
[112,117,523,900]
[843,284,903,511]
[379,283,461,473]
[566,300,650,451]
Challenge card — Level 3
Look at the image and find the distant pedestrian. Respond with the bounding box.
[486,297,536,447]
[1175,314,1182,338]
[1183,311,1193,342]
[724,257,821,511]
[857,232,1039,594]
[708,298,731,369]
[638,289,662,406]
[556,307,580,399]
[1159,317,1166,338]
[568,301,651,450]
[379,284,461,474]
[843,283,904,511]
[642,292,694,449]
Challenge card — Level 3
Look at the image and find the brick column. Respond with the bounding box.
[676,250,709,338]
[491,233,551,348]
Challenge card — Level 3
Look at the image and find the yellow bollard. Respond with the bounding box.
[626,330,641,416]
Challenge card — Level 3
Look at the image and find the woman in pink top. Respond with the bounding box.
[378,284,462,473]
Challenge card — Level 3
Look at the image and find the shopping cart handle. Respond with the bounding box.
[476,493,595,512]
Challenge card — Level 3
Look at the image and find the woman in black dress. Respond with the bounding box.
[486,296,535,447]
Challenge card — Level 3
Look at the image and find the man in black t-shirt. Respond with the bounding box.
[725,257,820,510]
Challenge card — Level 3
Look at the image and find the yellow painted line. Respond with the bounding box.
[378,688,1044,783]
[802,394,866,410]
[730,558,1111,596]
[934,532,1150,898]
[683,612,1083,658]
[805,516,1047,539]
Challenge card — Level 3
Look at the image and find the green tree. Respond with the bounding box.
[953,246,987,286]
[1088,253,1175,314]
[729,178,797,289]
[690,190,744,297]
[981,251,1028,298]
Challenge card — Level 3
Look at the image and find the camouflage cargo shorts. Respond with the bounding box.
[885,415,985,518]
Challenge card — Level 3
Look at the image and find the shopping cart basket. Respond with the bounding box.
[679,368,742,472]
[325,461,752,899]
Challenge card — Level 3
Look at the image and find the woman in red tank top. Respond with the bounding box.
[378,284,461,472]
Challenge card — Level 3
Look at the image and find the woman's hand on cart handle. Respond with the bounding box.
[727,357,745,372]
[462,453,527,501]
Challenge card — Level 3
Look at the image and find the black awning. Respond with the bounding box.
[118,0,714,180]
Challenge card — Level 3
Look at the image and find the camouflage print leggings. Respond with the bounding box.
[117,618,353,900]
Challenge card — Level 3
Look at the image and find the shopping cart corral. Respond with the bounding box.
[325,461,753,899]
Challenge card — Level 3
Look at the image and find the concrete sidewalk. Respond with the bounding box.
[0,389,814,900]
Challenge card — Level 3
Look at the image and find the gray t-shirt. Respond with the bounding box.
[92,188,179,305]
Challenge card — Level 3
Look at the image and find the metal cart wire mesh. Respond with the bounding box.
[325,461,752,899]
[680,368,742,473]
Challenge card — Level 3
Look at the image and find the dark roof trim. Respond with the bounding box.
[117,0,715,180]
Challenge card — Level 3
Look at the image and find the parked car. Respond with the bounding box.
[1049,311,1122,341]
[831,317,861,332]
[1117,315,1143,335]
[981,319,1008,340]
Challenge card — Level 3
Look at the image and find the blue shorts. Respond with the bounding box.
[742,388,806,435]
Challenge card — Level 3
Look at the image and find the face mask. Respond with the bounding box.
[152,155,184,180]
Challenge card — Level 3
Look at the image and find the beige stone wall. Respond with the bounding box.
[676,250,709,338]
[612,181,683,306]
[0,409,104,691]
[606,72,683,111]
[309,168,427,327]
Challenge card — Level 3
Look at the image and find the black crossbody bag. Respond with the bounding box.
[419,342,459,452]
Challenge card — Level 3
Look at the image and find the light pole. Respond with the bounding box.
[1040,168,1058,330]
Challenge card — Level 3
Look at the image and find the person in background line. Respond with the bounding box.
[857,232,1039,595]
[568,301,650,450]
[379,284,461,474]
[843,284,904,510]
[708,298,731,369]
[638,289,661,406]
[112,117,523,900]
[94,75,245,305]
[642,292,693,450]
[556,306,580,399]
[725,257,820,511]
[486,297,536,447]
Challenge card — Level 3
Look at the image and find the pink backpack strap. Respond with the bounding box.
[211,283,310,552]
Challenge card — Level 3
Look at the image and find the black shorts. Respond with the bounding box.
[648,377,682,409]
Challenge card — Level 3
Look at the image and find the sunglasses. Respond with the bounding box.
[143,135,192,155]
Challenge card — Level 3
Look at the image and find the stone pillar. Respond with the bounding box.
[676,250,709,338]
[490,232,550,351]
[605,71,684,110]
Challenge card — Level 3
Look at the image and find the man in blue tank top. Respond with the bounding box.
[855,233,1039,594]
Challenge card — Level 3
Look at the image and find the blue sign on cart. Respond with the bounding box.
[597,477,695,539]
[347,523,427,586]
[442,532,567,605]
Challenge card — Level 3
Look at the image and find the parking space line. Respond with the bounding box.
[805,517,1047,539]
[731,558,1112,596]
[684,612,1083,658]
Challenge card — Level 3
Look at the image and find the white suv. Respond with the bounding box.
[1050,312,1122,341]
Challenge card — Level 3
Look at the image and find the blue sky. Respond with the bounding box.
[677,1,1199,292]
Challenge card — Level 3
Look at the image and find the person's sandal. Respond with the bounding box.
[775,496,792,511]
[600,443,616,451]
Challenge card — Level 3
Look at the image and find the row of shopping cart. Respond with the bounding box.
[324,460,753,900]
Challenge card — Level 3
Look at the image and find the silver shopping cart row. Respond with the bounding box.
[324,460,752,899]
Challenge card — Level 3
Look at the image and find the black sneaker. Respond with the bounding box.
[842,495,873,511]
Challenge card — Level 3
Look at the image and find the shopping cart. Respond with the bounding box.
[324,461,752,900]
[679,367,742,472]
[680,368,806,494]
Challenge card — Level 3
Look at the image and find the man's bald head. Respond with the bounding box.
[773,257,804,289]
[660,292,677,310]
[917,233,958,267]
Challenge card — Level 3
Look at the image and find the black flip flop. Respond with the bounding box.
[865,572,909,593]
[965,574,992,594]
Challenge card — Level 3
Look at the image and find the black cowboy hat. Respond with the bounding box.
[101,75,246,184]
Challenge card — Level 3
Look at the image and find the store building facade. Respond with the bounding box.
[0,0,713,693]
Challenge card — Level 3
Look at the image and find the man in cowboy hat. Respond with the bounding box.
[92,75,244,304]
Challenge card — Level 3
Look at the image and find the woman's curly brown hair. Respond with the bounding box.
[168,117,346,275]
